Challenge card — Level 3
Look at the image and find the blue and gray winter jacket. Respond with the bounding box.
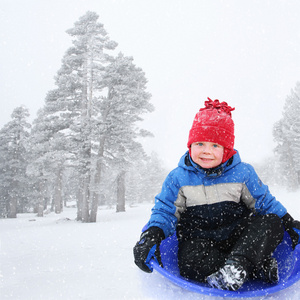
[147,150,287,242]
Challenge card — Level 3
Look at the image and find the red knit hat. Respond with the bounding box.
[187,98,236,163]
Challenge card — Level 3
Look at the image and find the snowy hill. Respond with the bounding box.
[1,187,300,300]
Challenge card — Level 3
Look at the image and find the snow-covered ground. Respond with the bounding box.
[1,187,300,300]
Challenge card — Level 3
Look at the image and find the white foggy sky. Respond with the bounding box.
[1,0,300,169]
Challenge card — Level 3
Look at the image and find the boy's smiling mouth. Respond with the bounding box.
[200,157,213,161]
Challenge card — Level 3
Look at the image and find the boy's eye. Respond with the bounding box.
[212,144,218,148]
[197,143,203,146]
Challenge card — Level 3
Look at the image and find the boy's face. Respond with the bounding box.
[190,141,224,169]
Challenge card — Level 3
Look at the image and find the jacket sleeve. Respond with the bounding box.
[146,171,181,238]
[244,164,287,218]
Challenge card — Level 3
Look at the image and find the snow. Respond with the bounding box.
[1,188,300,300]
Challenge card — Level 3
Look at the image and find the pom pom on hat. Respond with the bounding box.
[187,98,236,163]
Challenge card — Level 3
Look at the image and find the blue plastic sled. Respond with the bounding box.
[150,231,300,298]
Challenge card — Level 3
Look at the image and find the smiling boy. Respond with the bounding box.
[133,98,300,291]
[190,142,224,169]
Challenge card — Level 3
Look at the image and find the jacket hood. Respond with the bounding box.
[178,150,241,176]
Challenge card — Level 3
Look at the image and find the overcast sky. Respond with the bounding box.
[1,0,300,169]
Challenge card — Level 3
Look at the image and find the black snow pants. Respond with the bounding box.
[177,214,284,282]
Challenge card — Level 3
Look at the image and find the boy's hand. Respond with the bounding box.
[133,226,165,272]
[282,213,300,249]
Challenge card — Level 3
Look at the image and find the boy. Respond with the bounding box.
[133,98,300,291]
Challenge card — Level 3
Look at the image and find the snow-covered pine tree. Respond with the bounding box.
[93,52,154,214]
[273,82,300,190]
[62,11,117,222]
[27,88,73,216]
[28,11,117,221]
[0,106,31,218]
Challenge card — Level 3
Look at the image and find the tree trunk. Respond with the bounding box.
[36,180,46,217]
[89,194,98,222]
[90,134,106,222]
[116,171,126,212]
[37,203,44,217]
[90,160,102,222]
[81,175,90,222]
[79,53,92,223]
[8,196,17,218]
[76,184,83,221]
[54,168,63,214]
[90,158,103,222]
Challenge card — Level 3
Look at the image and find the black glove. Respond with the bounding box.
[133,226,165,273]
[281,213,300,249]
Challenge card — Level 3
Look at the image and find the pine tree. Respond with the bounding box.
[94,52,154,214]
[0,106,31,218]
[61,11,117,222]
[273,82,300,189]
[27,89,72,216]
[28,11,118,221]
